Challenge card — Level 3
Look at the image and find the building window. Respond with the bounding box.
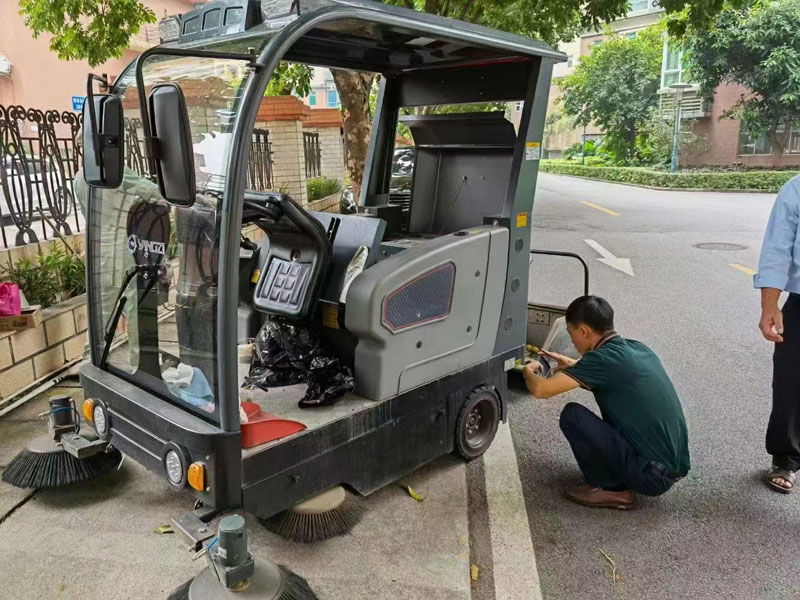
[567,55,574,68]
[592,40,603,47]
[327,89,339,108]
[630,0,650,11]
[789,128,800,154]
[739,126,778,156]
[309,91,317,106]
[625,32,638,40]
[662,43,693,88]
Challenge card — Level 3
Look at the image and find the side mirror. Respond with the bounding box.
[148,84,195,206]
[82,94,124,188]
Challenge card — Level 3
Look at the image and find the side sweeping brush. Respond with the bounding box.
[167,515,318,600]
[260,485,364,543]
[2,395,121,489]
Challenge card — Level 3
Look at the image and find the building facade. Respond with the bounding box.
[544,0,800,168]
[0,0,198,115]
[545,1,664,158]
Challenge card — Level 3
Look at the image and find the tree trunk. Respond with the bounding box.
[628,123,637,161]
[332,69,375,205]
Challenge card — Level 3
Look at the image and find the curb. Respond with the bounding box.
[540,171,782,194]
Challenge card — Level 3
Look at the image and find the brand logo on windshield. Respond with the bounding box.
[127,234,165,258]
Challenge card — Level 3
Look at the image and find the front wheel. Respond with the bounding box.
[454,386,501,460]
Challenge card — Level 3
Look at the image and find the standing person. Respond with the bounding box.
[754,175,800,493]
[523,296,690,510]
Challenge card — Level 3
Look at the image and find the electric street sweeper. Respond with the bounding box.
[6,0,566,560]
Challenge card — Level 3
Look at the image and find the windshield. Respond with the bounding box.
[86,54,251,422]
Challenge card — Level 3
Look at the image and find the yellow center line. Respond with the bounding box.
[730,264,757,276]
[581,201,620,216]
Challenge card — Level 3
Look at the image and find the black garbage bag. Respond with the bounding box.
[245,318,354,408]
[300,355,356,408]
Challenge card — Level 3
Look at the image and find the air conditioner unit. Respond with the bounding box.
[0,55,12,76]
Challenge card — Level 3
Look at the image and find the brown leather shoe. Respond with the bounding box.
[564,484,636,510]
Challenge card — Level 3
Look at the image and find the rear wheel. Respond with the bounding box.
[454,386,501,460]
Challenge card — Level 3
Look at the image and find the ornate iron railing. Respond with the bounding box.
[303,131,321,178]
[0,104,83,247]
[249,128,274,191]
[0,105,277,248]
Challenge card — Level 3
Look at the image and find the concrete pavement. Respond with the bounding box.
[0,384,539,599]
[514,173,799,599]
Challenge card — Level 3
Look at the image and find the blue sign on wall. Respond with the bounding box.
[72,96,86,111]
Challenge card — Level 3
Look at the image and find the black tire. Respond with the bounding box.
[454,386,501,460]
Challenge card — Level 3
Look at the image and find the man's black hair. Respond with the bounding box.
[565,296,615,333]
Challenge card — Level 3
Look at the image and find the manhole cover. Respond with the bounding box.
[693,243,748,251]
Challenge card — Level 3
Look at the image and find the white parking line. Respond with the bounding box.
[483,422,543,600]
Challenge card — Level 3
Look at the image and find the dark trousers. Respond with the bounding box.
[768,294,800,471]
[559,403,674,496]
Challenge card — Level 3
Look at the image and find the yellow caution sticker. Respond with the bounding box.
[516,212,528,228]
[322,304,340,330]
[525,141,542,161]
[251,268,261,283]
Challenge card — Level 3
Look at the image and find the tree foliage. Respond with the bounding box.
[559,26,663,163]
[659,0,752,38]
[686,0,800,152]
[18,0,156,67]
[384,0,631,45]
[266,62,314,98]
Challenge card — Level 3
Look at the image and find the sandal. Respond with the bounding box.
[766,466,797,494]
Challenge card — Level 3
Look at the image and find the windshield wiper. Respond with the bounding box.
[99,264,161,368]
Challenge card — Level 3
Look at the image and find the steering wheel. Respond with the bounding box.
[243,192,284,225]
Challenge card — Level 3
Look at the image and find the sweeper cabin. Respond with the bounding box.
[9,0,565,550]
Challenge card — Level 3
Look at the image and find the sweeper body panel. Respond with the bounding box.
[75,0,564,530]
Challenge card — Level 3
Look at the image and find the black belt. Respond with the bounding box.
[649,460,685,482]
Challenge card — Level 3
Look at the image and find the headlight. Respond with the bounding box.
[165,450,184,486]
[92,404,107,435]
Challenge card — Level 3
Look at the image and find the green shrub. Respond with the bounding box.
[307,177,343,202]
[3,244,86,308]
[539,161,799,193]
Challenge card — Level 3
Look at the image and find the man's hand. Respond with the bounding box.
[523,360,542,379]
[760,288,784,343]
[539,349,578,371]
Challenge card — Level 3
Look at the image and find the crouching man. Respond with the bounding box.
[523,296,690,510]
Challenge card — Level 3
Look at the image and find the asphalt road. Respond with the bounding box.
[511,173,799,600]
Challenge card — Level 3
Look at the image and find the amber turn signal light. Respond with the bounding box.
[187,462,205,491]
[82,399,95,423]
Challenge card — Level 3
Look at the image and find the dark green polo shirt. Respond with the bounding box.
[564,333,690,475]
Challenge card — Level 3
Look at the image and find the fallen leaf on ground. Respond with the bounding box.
[154,525,175,534]
[404,485,425,501]
[598,548,621,585]
[470,564,480,582]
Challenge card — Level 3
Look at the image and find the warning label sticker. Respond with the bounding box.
[516,212,528,228]
[321,304,340,330]
[525,141,542,161]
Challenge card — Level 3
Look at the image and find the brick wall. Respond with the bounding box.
[255,96,346,205]
[686,83,800,168]
[305,126,346,183]
[307,191,342,214]
[0,294,87,400]
[261,118,309,203]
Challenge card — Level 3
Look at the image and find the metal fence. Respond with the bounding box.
[303,132,322,178]
[0,104,83,248]
[249,128,274,191]
[0,103,276,248]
